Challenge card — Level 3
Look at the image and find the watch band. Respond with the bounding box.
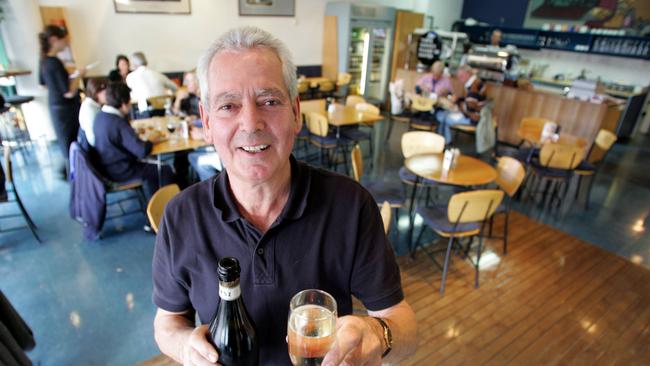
[373,317,393,358]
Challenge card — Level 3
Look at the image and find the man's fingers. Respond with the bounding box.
[187,325,218,364]
[187,349,218,366]
[322,323,362,365]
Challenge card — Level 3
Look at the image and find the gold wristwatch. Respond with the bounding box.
[373,317,393,358]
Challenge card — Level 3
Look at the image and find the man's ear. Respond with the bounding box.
[293,96,302,135]
[199,102,212,143]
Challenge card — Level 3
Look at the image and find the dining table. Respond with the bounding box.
[404,152,498,256]
[131,116,209,184]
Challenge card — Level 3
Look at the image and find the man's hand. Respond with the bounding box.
[321,315,384,366]
[180,325,220,366]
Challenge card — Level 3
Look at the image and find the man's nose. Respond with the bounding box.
[238,102,265,133]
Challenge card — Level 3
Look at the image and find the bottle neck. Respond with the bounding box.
[218,279,241,301]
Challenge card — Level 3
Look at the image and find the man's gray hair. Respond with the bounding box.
[197,26,297,110]
[131,52,147,67]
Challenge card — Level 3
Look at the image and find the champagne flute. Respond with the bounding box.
[288,289,337,366]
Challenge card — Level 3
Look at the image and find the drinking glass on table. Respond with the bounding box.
[166,120,177,144]
[288,289,337,366]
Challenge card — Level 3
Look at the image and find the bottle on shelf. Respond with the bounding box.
[208,257,259,366]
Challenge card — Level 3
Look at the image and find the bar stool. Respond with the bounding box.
[0,95,34,157]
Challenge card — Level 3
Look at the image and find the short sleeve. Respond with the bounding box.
[350,194,404,311]
[152,213,192,312]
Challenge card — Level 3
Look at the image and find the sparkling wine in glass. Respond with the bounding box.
[288,289,337,366]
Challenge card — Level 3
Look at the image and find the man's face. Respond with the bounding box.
[200,48,301,185]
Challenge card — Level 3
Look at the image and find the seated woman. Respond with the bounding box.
[78,78,107,148]
[436,74,487,144]
[108,54,130,83]
[92,82,173,198]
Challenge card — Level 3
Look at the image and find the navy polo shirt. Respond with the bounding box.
[152,156,404,365]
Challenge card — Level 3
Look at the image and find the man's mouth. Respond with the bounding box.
[240,144,270,153]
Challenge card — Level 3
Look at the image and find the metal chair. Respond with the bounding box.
[574,129,617,209]
[341,102,377,167]
[305,111,353,172]
[409,96,436,131]
[1,146,40,243]
[399,131,446,188]
[490,157,526,254]
[345,95,366,108]
[146,183,180,233]
[146,95,174,117]
[413,189,504,295]
[525,143,584,210]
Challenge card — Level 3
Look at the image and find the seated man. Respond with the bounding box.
[436,74,487,144]
[415,60,453,97]
[173,70,201,117]
[152,26,417,365]
[125,52,177,117]
[92,82,173,198]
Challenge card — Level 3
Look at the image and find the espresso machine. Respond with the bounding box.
[466,45,519,82]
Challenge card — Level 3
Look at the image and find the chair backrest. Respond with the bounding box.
[346,95,366,107]
[587,129,617,164]
[355,102,380,115]
[337,72,351,86]
[297,80,310,94]
[3,145,13,183]
[539,143,584,170]
[318,80,335,93]
[401,131,446,158]
[350,144,363,182]
[147,95,173,110]
[411,96,435,112]
[147,183,181,234]
[305,112,330,137]
[520,117,550,131]
[447,189,504,224]
[380,201,391,235]
[496,156,526,197]
[300,99,326,118]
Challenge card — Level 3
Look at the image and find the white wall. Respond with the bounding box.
[2,0,464,139]
[519,48,650,87]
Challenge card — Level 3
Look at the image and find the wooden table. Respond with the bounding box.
[0,69,31,78]
[404,153,497,256]
[132,116,209,183]
[327,105,384,128]
[518,129,588,149]
[303,76,331,88]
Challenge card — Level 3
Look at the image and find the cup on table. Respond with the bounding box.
[287,289,337,366]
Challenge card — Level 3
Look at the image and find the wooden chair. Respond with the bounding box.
[146,184,180,234]
[526,143,584,209]
[305,111,352,172]
[380,201,392,235]
[316,80,336,99]
[147,95,174,113]
[352,145,402,241]
[409,96,436,131]
[342,102,378,166]
[297,80,311,100]
[345,95,366,108]
[575,129,617,209]
[295,100,326,159]
[1,146,40,243]
[333,73,352,101]
[490,157,526,254]
[413,189,504,294]
[399,131,446,186]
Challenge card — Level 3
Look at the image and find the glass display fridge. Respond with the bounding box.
[325,3,395,102]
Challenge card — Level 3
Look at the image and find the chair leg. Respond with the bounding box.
[475,234,484,288]
[503,209,510,255]
[440,236,455,295]
[412,223,426,256]
[385,117,394,142]
[584,175,595,210]
[393,207,400,248]
[13,188,41,243]
[488,216,494,237]
[136,187,147,216]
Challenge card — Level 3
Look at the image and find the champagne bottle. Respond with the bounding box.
[208,257,259,366]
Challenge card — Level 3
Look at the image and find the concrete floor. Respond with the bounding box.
[1,121,648,365]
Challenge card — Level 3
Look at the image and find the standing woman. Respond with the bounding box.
[108,54,130,82]
[38,25,84,177]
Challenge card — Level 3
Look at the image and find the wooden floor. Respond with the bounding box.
[140,212,650,366]
[399,212,650,366]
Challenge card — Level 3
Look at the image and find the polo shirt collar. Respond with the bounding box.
[101,105,123,117]
[212,155,310,224]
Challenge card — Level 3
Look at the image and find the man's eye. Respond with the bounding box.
[219,104,234,111]
[264,99,280,106]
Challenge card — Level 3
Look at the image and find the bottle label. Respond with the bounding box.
[219,284,241,301]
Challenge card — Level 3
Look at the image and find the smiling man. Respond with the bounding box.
[152,27,416,365]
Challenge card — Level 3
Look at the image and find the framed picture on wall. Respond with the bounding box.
[239,0,295,17]
[114,0,191,15]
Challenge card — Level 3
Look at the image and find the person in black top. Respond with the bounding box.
[107,54,130,83]
[92,82,173,198]
[38,25,84,177]
[436,74,487,144]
